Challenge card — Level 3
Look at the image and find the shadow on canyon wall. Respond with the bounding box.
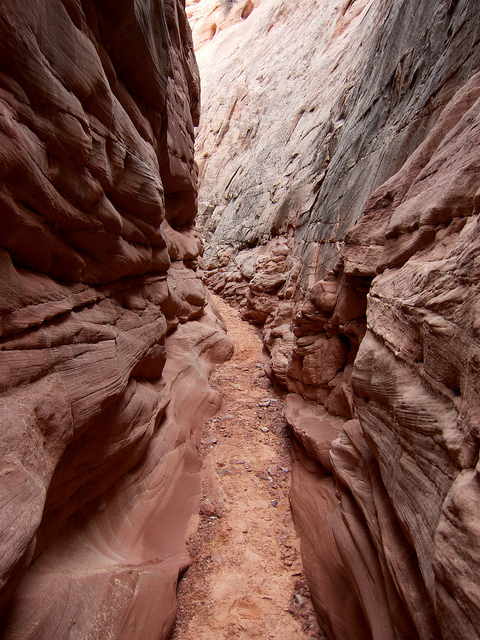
[0,0,479,639]
[0,1,232,637]
[191,1,480,638]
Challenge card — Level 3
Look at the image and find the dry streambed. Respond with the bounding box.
[171,295,324,640]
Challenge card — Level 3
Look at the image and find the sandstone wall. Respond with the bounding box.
[193,0,480,638]
[195,0,480,307]
[0,2,232,638]
[289,71,480,640]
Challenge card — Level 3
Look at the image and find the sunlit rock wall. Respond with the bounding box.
[0,1,232,638]
[193,0,480,638]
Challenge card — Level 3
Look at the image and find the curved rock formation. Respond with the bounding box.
[193,0,480,638]
[290,70,480,640]
[0,1,232,638]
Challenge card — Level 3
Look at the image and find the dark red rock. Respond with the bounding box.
[0,1,233,638]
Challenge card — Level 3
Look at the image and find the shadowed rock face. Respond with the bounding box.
[192,1,480,638]
[195,0,480,310]
[289,71,480,640]
[0,1,232,638]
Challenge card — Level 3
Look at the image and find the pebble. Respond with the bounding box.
[218,469,229,475]
[258,399,271,407]
[260,426,269,432]
[271,500,278,507]
[202,436,218,445]
[211,553,224,564]
[199,499,217,517]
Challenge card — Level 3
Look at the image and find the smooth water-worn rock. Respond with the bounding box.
[192,0,480,638]
[0,2,232,638]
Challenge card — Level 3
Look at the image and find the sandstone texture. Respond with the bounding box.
[192,0,480,638]
[187,0,255,51]
[0,1,232,638]
[327,73,480,639]
[195,0,480,314]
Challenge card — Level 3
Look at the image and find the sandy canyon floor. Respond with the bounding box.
[171,295,324,640]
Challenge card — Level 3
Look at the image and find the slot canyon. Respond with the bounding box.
[0,0,479,638]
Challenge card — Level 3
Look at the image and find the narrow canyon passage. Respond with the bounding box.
[171,295,323,640]
[1,2,480,639]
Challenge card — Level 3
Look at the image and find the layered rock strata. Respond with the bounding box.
[192,0,480,638]
[194,0,480,410]
[289,70,480,640]
[0,1,232,638]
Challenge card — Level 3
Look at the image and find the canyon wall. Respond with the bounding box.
[192,0,480,638]
[0,1,232,638]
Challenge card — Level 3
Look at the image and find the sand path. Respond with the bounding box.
[171,295,323,640]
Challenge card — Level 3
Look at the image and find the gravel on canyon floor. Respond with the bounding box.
[170,295,325,640]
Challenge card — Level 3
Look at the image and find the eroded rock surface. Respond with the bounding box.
[0,2,232,638]
[286,69,480,639]
[193,0,480,406]
[193,1,480,638]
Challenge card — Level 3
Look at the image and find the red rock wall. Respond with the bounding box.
[192,1,480,638]
[0,1,232,638]
[193,0,480,414]
[289,72,480,639]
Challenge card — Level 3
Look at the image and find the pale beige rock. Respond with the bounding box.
[194,0,480,345]
[187,0,257,51]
